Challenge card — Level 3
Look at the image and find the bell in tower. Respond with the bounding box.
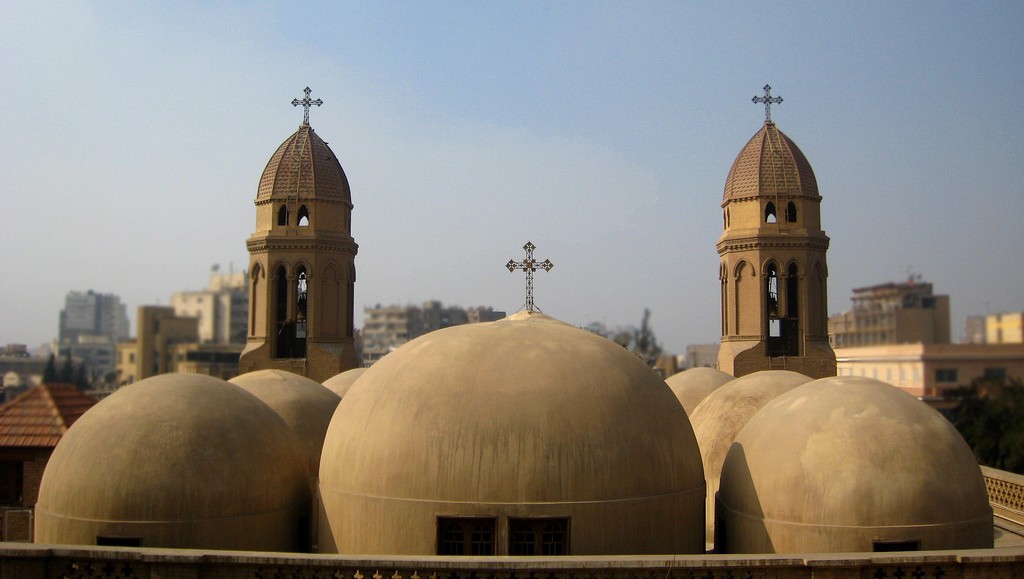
[239,87,360,382]
[716,86,836,378]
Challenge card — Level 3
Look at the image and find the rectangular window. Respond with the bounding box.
[96,536,143,547]
[936,368,958,383]
[436,517,495,555]
[873,539,920,552]
[509,518,570,556]
[984,368,1007,381]
[0,461,23,506]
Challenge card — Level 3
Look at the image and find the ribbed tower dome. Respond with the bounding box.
[257,124,351,203]
[722,122,818,201]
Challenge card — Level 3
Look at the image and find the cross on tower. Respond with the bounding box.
[292,86,323,125]
[506,241,553,312]
[752,84,783,123]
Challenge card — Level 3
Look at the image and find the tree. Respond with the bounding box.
[946,376,1024,474]
[632,308,662,368]
[59,353,74,383]
[43,354,58,384]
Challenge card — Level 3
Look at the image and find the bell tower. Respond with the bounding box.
[716,86,836,378]
[239,87,359,382]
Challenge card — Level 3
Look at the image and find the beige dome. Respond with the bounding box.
[230,369,341,479]
[689,369,812,543]
[319,312,705,555]
[666,367,734,415]
[722,122,818,201]
[258,123,351,204]
[321,367,367,398]
[35,374,310,551]
[718,376,993,553]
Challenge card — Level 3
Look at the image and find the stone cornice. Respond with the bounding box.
[247,236,358,255]
[717,235,830,255]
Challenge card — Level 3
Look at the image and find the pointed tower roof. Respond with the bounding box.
[722,122,819,201]
[0,384,96,447]
[257,124,352,203]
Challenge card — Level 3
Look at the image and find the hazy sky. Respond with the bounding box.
[2,2,1022,354]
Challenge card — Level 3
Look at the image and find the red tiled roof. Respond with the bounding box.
[0,384,97,447]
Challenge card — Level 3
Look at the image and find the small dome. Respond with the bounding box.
[689,369,812,543]
[322,367,367,398]
[718,376,993,553]
[230,369,341,479]
[319,311,705,555]
[258,124,351,203]
[35,374,310,551]
[723,122,818,201]
[666,367,734,415]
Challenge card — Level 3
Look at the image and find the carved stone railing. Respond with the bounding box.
[1,544,1022,579]
[982,466,1024,525]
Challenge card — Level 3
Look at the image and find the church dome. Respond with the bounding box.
[230,369,341,480]
[319,311,706,555]
[35,374,311,551]
[717,376,993,553]
[321,367,367,398]
[666,367,734,415]
[722,122,819,201]
[258,123,351,203]
[688,369,812,543]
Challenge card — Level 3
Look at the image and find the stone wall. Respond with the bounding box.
[1,544,1022,579]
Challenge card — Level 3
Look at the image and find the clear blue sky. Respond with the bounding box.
[2,2,1022,354]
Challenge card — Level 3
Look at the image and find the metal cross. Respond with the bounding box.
[292,86,323,125]
[752,84,783,123]
[506,241,554,312]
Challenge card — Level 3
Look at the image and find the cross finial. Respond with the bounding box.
[292,86,323,125]
[506,241,554,312]
[752,84,783,123]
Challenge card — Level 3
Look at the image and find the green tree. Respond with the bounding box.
[946,376,1024,474]
[43,353,58,384]
[632,308,662,367]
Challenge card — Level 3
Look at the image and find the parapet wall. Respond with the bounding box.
[983,466,1024,526]
[1,544,1022,579]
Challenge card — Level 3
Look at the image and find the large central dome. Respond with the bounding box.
[257,124,351,202]
[722,122,818,201]
[318,312,706,555]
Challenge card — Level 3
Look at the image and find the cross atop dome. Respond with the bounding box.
[752,84,783,123]
[292,86,323,126]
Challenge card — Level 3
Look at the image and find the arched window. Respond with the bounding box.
[765,263,779,319]
[277,205,289,226]
[786,201,798,222]
[786,263,799,316]
[297,205,310,227]
[765,202,777,223]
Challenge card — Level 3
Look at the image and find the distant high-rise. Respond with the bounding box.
[58,290,129,344]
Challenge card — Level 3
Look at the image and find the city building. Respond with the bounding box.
[828,277,951,348]
[986,312,1024,344]
[239,90,360,382]
[0,345,47,399]
[171,270,249,345]
[716,93,835,378]
[684,344,721,369]
[116,306,198,385]
[58,290,130,344]
[361,302,505,366]
[0,383,95,541]
[834,342,1024,404]
[55,290,130,382]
